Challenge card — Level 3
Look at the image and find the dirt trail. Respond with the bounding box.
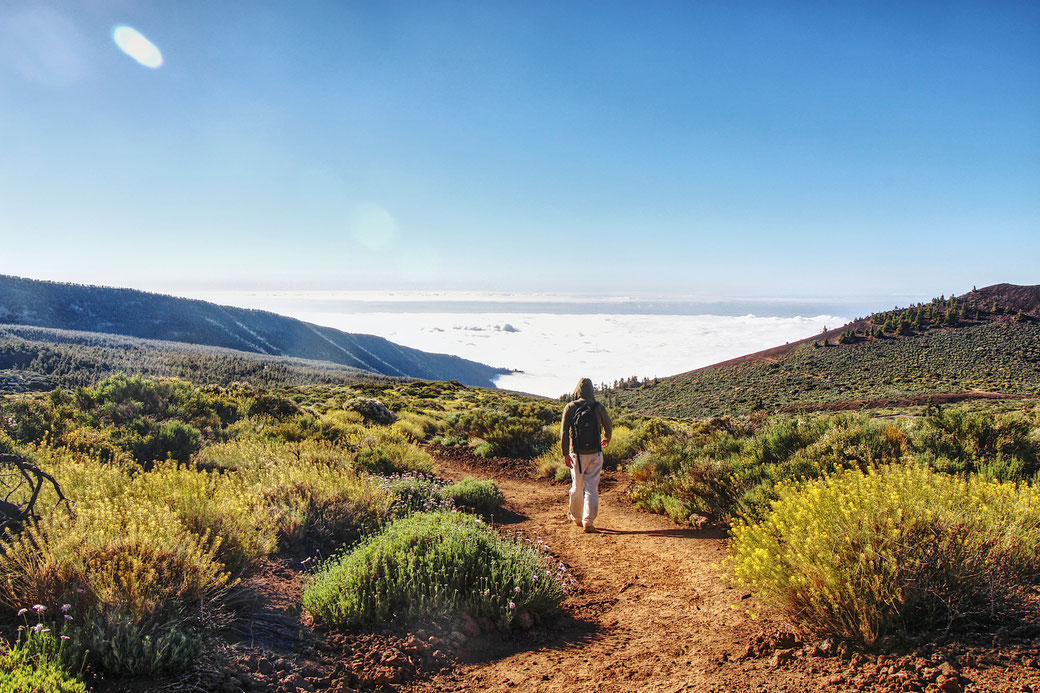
[412,455,807,693]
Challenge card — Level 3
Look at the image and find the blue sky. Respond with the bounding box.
[1,1,1037,300]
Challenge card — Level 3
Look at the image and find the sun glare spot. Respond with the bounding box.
[349,204,399,251]
[112,25,163,68]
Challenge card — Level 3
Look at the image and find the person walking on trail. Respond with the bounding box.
[561,377,612,533]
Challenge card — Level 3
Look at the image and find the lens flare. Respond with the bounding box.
[349,204,399,251]
[112,25,162,68]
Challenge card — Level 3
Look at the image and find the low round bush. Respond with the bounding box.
[454,409,553,458]
[726,464,1040,645]
[602,425,640,469]
[247,393,301,419]
[376,473,454,517]
[352,442,434,475]
[444,477,504,514]
[303,512,567,628]
[343,398,397,425]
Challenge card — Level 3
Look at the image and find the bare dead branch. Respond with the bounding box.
[0,453,73,531]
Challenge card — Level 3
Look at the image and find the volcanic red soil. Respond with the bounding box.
[97,447,1040,693]
[407,452,1040,693]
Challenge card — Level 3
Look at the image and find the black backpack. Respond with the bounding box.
[570,401,601,454]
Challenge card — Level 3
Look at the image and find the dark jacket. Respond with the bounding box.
[561,378,613,457]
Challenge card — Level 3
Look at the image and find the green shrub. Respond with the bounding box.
[376,473,453,517]
[910,408,1040,480]
[246,393,301,418]
[303,512,568,628]
[352,441,434,475]
[71,616,201,675]
[135,420,202,464]
[78,374,229,432]
[0,397,70,448]
[602,425,640,468]
[628,429,744,522]
[454,409,553,458]
[629,414,914,522]
[726,465,1040,645]
[0,632,88,692]
[444,478,504,514]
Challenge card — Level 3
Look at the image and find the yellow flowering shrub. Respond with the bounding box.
[0,499,229,617]
[0,439,390,674]
[726,464,1040,644]
[242,461,389,546]
[128,463,277,575]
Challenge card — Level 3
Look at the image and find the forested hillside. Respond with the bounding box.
[0,325,399,394]
[610,284,1040,418]
[0,275,508,387]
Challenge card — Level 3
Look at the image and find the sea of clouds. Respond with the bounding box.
[182,291,849,397]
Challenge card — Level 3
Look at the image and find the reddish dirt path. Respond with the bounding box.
[412,453,1040,693]
[410,455,803,693]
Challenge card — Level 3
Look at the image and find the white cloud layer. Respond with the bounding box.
[291,310,846,397]
[176,290,847,397]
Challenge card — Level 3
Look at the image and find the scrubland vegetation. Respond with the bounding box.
[727,465,1040,645]
[614,321,1040,418]
[629,401,1040,643]
[0,374,574,687]
[1,284,1038,688]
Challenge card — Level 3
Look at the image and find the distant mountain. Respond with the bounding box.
[610,283,1040,418]
[0,275,509,387]
[0,324,395,394]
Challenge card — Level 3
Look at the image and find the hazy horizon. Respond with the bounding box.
[174,286,924,319]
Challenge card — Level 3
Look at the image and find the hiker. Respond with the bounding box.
[561,377,612,533]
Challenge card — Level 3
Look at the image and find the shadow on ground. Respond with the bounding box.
[594,526,729,540]
[491,506,529,525]
[456,611,598,666]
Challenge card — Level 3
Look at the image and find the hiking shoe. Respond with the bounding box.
[583,523,597,533]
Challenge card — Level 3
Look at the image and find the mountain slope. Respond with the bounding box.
[0,275,508,387]
[610,284,1040,418]
[0,324,400,394]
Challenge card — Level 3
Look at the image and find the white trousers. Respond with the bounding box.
[568,452,603,526]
